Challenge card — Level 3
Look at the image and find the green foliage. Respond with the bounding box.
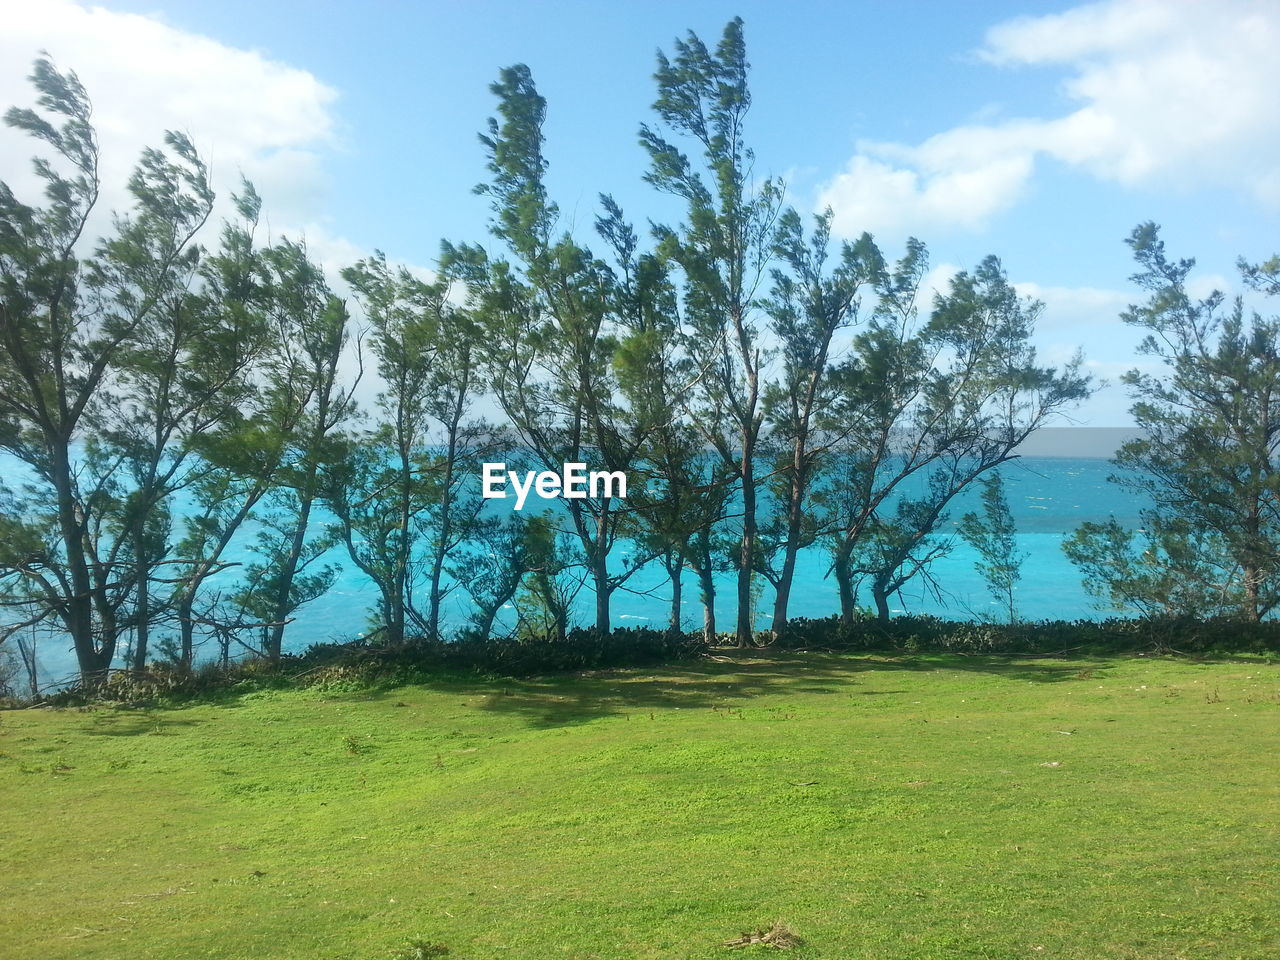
[820,251,1090,622]
[330,253,487,647]
[958,471,1027,623]
[0,57,220,678]
[758,212,880,639]
[0,24,1112,688]
[446,63,664,637]
[768,612,1280,656]
[641,18,787,647]
[1066,224,1280,621]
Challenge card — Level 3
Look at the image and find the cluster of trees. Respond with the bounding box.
[1064,225,1280,622]
[3,20,1271,691]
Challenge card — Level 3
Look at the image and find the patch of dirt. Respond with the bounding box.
[724,920,804,949]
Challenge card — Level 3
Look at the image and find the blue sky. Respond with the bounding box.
[4,0,1279,425]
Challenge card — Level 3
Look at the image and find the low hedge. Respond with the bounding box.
[34,625,708,705]
[23,614,1280,707]
[771,613,1280,656]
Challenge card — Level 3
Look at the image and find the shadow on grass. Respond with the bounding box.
[80,710,203,736]
[395,650,1120,729]
[62,649,1140,727]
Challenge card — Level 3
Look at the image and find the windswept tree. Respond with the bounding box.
[451,510,532,641]
[759,210,879,640]
[97,182,270,670]
[223,239,358,660]
[512,511,578,642]
[608,213,729,638]
[328,254,462,647]
[823,251,1090,622]
[0,60,216,682]
[161,210,350,668]
[444,67,661,635]
[1066,224,1280,621]
[641,17,784,646]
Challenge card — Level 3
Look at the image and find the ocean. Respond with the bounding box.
[2,455,1144,685]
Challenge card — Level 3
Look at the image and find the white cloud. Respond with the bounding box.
[0,0,449,414]
[1185,272,1233,302]
[0,0,340,233]
[1012,281,1131,328]
[819,0,1280,238]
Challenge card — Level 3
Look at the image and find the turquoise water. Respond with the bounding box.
[3,455,1142,683]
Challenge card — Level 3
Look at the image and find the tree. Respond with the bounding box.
[0,59,216,682]
[1065,223,1280,620]
[159,211,347,669]
[1063,515,1236,619]
[616,312,730,639]
[98,181,270,670]
[822,252,1090,622]
[329,254,452,647]
[958,471,1027,623]
[223,239,358,660]
[641,17,784,646]
[512,511,577,642]
[451,510,533,640]
[444,67,657,636]
[759,210,878,640]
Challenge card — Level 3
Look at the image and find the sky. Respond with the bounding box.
[3,0,1279,427]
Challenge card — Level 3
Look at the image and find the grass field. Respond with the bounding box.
[2,651,1278,959]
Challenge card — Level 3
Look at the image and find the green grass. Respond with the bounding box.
[3,651,1279,959]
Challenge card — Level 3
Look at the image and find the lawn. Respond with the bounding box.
[2,651,1278,959]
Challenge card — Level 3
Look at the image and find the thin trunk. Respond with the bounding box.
[695,530,717,644]
[51,441,105,682]
[593,508,611,635]
[835,544,857,625]
[130,530,150,671]
[872,578,891,623]
[179,592,196,668]
[266,494,314,660]
[17,635,39,699]
[395,438,414,646]
[736,439,757,648]
[594,564,610,635]
[427,409,462,641]
[426,489,451,643]
[770,460,807,642]
[667,553,684,634]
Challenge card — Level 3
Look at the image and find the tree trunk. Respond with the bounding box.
[1244,562,1263,622]
[592,507,611,635]
[872,578,891,623]
[384,589,406,648]
[834,545,857,625]
[473,602,501,641]
[427,449,457,642]
[697,555,717,645]
[130,529,151,671]
[770,478,806,642]
[593,557,611,635]
[736,452,757,648]
[51,442,105,683]
[667,554,683,634]
[179,592,196,668]
[266,494,315,660]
